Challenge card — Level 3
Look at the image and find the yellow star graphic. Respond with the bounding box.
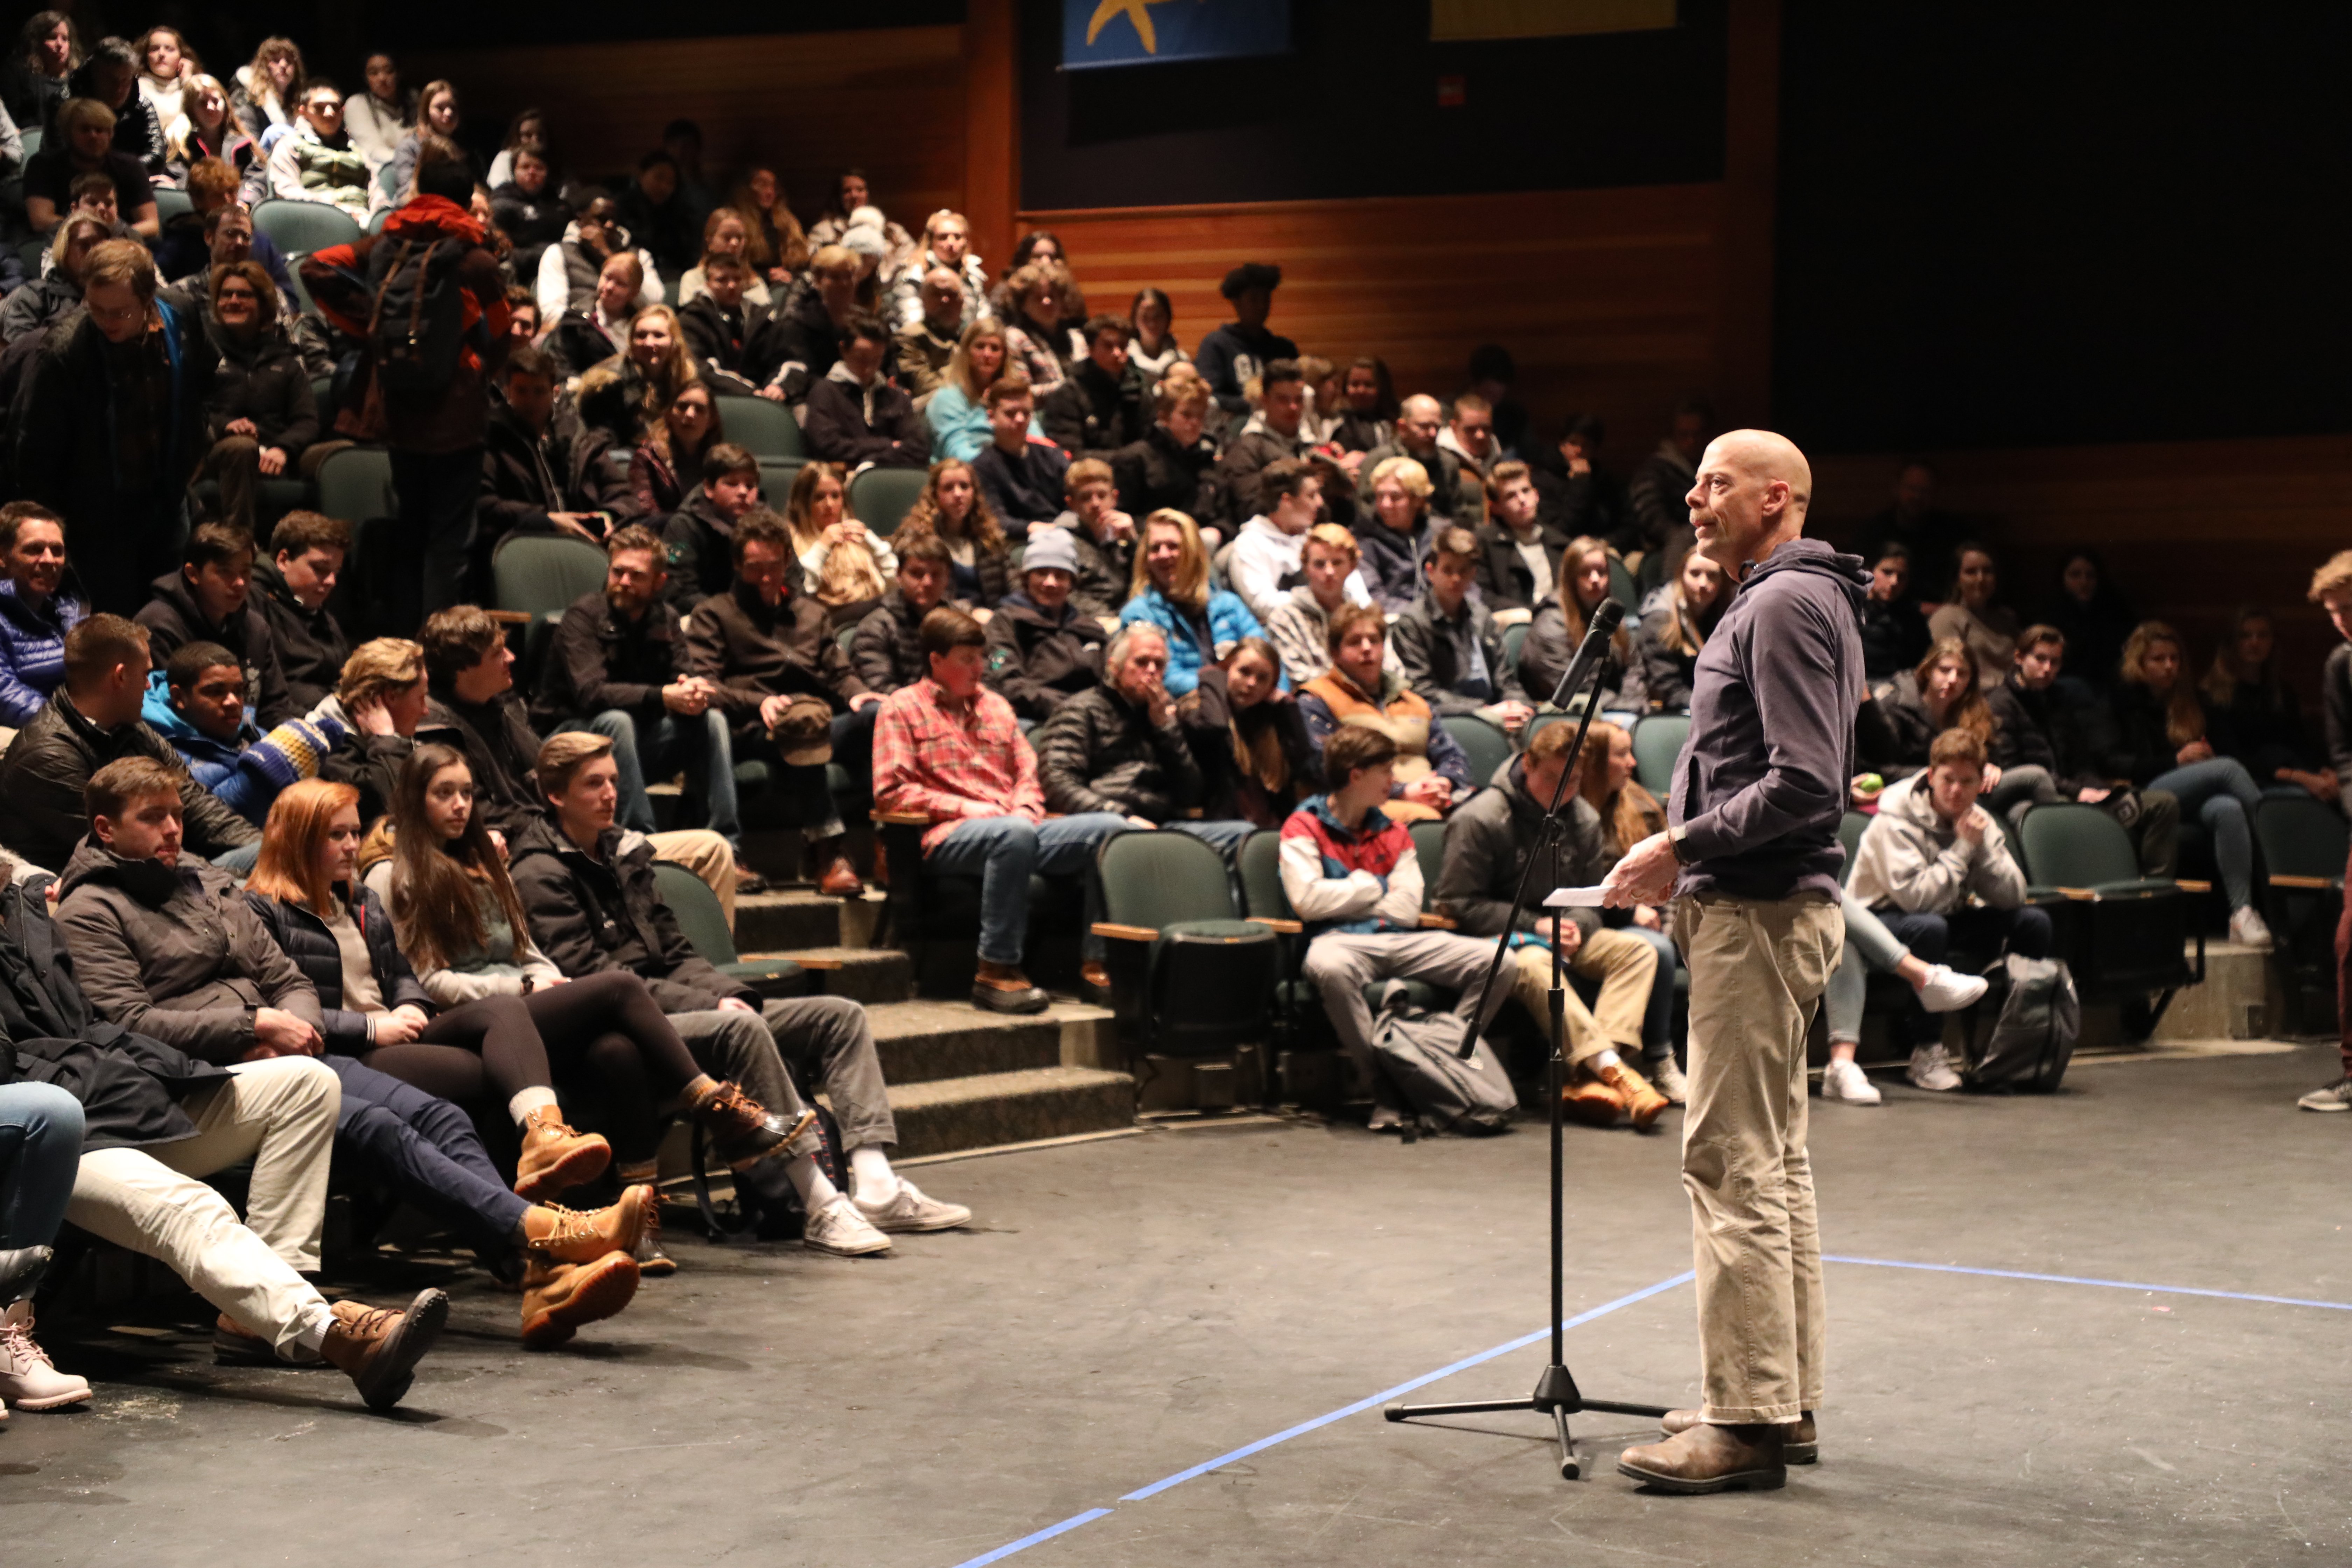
[1087,0,1175,54]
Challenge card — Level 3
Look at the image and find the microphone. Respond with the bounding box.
[1543,596,1625,712]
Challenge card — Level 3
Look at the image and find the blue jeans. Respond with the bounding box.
[2148,757,2261,910]
[1826,895,1913,1046]
[1616,923,1681,1064]
[211,841,262,874]
[559,707,741,844]
[324,1058,531,1257]
[928,812,1129,966]
[0,1080,83,1250]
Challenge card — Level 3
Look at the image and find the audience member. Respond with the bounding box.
[534,195,660,328]
[142,639,349,825]
[891,266,965,401]
[1519,536,1640,710]
[1227,456,1337,623]
[576,302,696,456]
[2204,606,2331,797]
[1113,364,1220,523]
[196,260,327,532]
[890,209,986,332]
[134,520,296,728]
[411,606,549,843]
[2045,548,2135,694]
[1119,508,1261,699]
[895,458,1011,609]
[972,378,1070,533]
[873,606,1129,1012]
[132,28,190,147]
[243,777,653,1346]
[1265,523,1390,688]
[0,503,83,728]
[1862,460,1967,601]
[806,168,916,277]
[1438,393,1500,481]
[1436,716,1672,1123]
[852,532,952,697]
[999,257,1077,394]
[1127,287,1186,382]
[229,36,302,139]
[980,527,1108,721]
[169,77,252,182]
[1217,359,1342,537]
[1195,262,1297,415]
[783,460,896,621]
[1982,624,2182,869]
[314,636,428,830]
[1035,622,1252,856]
[2,13,75,132]
[1326,356,1397,454]
[0,1073,84,1410]
[544,245,642,381]
[927,317,1022,461]
[1050,458,1139,617]
[1362,394,1481,533]
[488,144,570,282]
[626,378,721,524]
[1572,718,1681,1036]
[659,441,762,607]
[761,243,863,407]
[677,209,773,309]
[1625,395,1709,581]
[59,40,164,181]
[1356,455,1436,616]
[1176,637,1316,828]
[684,510,874,894]
[613,152,700,279]
[1283,725,1506,1128]
[730,166,806,285]
[265,80,368,219]
[1534,415,1628,549]
[802,314,927,469]
[1041,314,1147,464]
[1928,542,2019,689]
[480,346,617,564]
[377,79,472,215]
[1857,540,1933,680]
[1,214,103,347]
[1472,460,1568,619]
[1857,637,1991,787]
[1297,603,1473,822]
[2302,553,2352,1112]
[677,253,779,392]
[1632,550,1729,712]
[344,52,413,170]
[2105,620,2272,947]
[1393,525,1531,730]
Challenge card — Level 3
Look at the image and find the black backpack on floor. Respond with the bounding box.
[1368,982,1518,1134]
[1962,953,2080,1092]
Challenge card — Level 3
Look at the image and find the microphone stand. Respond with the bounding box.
[1383,647,1671,1479]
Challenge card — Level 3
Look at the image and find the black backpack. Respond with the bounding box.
[1962,953,2080,1092]
[1367,982,1518,1135]
[363,233,470,398]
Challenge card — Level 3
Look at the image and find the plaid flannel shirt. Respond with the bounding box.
[872,677,1045,852]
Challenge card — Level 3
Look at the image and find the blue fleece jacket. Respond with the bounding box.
[142,673,350,825]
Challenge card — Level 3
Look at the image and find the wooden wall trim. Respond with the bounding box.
[961,0,1020,268]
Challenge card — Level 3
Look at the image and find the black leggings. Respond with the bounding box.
[358,972,705,1163]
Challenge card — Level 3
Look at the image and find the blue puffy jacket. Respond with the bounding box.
[141,672,350,825]
[1118,584,1278,699]
[0,579,85,727]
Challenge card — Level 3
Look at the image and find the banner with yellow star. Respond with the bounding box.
[1062,0,1291,70]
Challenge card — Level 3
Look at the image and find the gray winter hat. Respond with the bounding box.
[1021,527,1080,578]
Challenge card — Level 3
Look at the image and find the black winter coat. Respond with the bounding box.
[250,560,349,714]
[1175,667,1320,828]
[1355,518,1430,617]
[1041,358,1149,464]
[0,691,257,872]
[849,588,928,696]
[488,183,573,280]
[417,692,545,835]
[545,309,624,382]
[802,373,927,470]
[1858,594,1932,682]
[1435,754,1615,941]
[1112,422,1220,527]
[982,594,1107,720]
[1033,683,1202,822]
[531,591,690,733]
[134,571,298,727]
[1472,519,1572,615]
[1986,674,2111,797]
[2105,682,2224,788]
[1390,590,1521,716]
[479,402,606,554]
[244,883,433,1054]
[509,822,747,1011]
[660,485,743,610]
[203,321,319,456]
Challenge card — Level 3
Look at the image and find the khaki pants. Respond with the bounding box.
[1673,890,1841,1425]
[1506,926,1658,1068]
[65,1057,341,1357]
[650,828,737,928]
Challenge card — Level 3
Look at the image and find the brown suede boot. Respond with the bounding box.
[512,1110,611,1201]
[1597,1060,1670,1131]
[806,838,864,897]
[1617,1421,1786,1493]
[973,960,1048,1015]
[519,1253,640,1350]
[319,1290,449,1412]
[687,1079,817,1171]
[522,1185,658,1266]
[1562,1074,1625,1127]
[1662,1407,1816,1464]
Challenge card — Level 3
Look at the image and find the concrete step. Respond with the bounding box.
[734,889,887,953]
[868,1064,1137,1159]
[755,945,911,1004]
[864,996,1117,1083]
[2154,939,2292,1042]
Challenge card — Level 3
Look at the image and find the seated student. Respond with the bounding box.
[1118,507,1264,699]
[543,248,643,382]
[981,527,1108,721]
[1176,636,1319,829]
[0,502,85,729]
[514,733,972,1252]
[1035,622,1248,855]
[926,317,1027,462]
[265,79,369,220]
[1112,364,1221,525]
[1520,534,1642,712]
[0,1078,89,1414]
[659,441,761,609]
[1362,394,1482,533]
[361,745,809,1214]
[134,521,297,729]
[873,606,1130,1014]
[1228,457,1332,625]
[802,314,927,470]
[1357,454,1436,616]
[2205,605,2334,798]
[196,259,326,533]
[1282,726,1509,1129]
[1435,717,1670,1125]
[1298,603,1475,822]
[46,758,451,1403]
[142,640,351,825]
[677,252,779,392]
[0,215,104,348]
[1266,523,1395,689]
[1857,540,1931,681]
[1217,358,1348,539]
[1472,461,1569,621]
[892,266,965,402]
[971,377,1070,536]
[683,511,877,896]
[1392,524,1532,732]
[315,637,428,828]
[0,615,259,872]
[1859,637,1993,788]
[1928,542,2021,690]
[249,511,349,713]
[532,525,741,864]
[894,458,1012,611]
[479,345,615,563]
[1842,728,2053,1093]
[1040,314,1147,465]
[851,531,952,698]
[1982,624,2181,866]
[1631,548,1728,713]
[1049,458,1137,619]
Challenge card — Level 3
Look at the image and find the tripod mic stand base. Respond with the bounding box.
[1386,1365,1671,1480]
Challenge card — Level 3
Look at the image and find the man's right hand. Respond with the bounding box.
[350,694,396,736]
[252,1007,320,1056]
[1954,806,1989,845]
[662,681,708,715]
[758,692,792,730]
[2076,785,2112,804]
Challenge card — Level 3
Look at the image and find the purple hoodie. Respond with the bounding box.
[1668,536,1870,901]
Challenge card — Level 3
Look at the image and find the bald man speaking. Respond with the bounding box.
[1603,429,1868,1494]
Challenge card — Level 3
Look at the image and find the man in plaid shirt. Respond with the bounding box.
[872,606,1128,1014]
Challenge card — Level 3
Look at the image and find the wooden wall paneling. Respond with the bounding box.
[407,27,964,228]
[1715,0,1781,427]
[961,0,1019,270]
[1021,185,1731,457]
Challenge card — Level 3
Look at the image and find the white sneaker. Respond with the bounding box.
[0,1301,92,1410]
[1907,1043,1962,1092]
[853,1179,972,1234]
[1645,1056,1690,1105]
[1916,964,1990,1013]
[1366,1104,1410,1133]
[2229,906,2274,950]
[803,1194,892,1256]
[1820,1058,1882,1105]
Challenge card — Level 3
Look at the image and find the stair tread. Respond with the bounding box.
[742,945,904,967]
[878,1065,1133,1110]
[862,997,1115,1039]
[737,888,887,910]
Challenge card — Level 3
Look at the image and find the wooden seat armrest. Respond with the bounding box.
[2269,874,2340,890]
[1090,922,1158,942]
[2173,878,2212,894]
[2053,886,2100,901]
[871,810,931,826]
[1418,912,1457,930]
[483,609,532,626]
[1246,916,1303,934]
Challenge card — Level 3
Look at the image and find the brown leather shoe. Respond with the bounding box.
[1080,960,1111,994]
[1617,1421,1786,1493]
[814,855,864,898]
[320,1290,449,1412]
[523,1184,657,1266]
[1562,1074,1625,1127]
[973,961,1049,1015]
[1597,1060,1670,1130]
[512,1110,611,1201]
[1662,1407,1816,1464]
[690,1079,818,1169]
[519,1252,641,1350]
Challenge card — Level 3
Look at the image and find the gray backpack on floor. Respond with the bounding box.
[1962,953,2080,1092]
[1367,982,1518,1134]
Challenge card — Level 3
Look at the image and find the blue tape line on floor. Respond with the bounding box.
[950,1507,1116,1568]
[1827,1255,2352,1310]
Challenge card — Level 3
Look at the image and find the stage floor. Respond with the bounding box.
[6,1045,2348,1567]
